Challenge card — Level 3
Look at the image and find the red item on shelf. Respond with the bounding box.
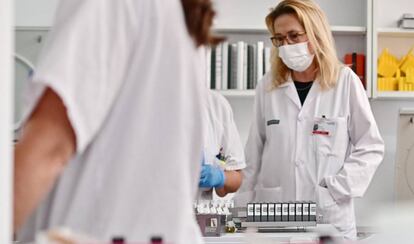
[344,53,366,88]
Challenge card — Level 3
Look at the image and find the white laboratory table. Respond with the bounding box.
[203,224,341,243]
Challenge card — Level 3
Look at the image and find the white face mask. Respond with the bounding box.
[278,42,314,72]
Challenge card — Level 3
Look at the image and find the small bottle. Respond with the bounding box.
[150,236,163,244]
[112,236,125,244]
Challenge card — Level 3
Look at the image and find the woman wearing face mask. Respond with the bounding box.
[235,0,384,239]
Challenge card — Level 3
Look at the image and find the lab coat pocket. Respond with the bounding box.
[317,187,353,229]
[313,117,348,156]
[254,187,283,202]
[317,186,336,208]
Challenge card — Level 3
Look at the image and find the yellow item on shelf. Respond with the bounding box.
[377,48,414,92]
[400,67,414,91]
[400,48,414,75]
[378,77,399,91]
[378,48,399,78]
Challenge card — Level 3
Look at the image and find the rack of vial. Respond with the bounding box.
[242,202,317,228]
[194,199,234,236]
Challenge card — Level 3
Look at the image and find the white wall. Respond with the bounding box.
[0,0,14,242]
[376,0,414,28]
[212,0,366,28]
[15,0,59,27]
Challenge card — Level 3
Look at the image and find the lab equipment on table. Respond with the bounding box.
[203,224,343,244]
[195,199,234,237]
[242,202,317,230]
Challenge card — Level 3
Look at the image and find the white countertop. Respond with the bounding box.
[203,224,341,243]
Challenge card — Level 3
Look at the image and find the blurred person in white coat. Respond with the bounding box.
[198,89,246,200]
[14,0,222,243]
[235,0,384,239]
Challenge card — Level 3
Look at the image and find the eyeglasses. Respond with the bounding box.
[270,31,307,47]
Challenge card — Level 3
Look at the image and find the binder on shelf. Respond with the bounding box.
[205,40,272,91]
[210,47,216,89]
[252,44,258,89]
[247,45,254,89]
[215,44,222,90]
[243,44,248,90]
[230,43,238,89]
[227,43,232,89]
[205,47,211,88]
[236,41,245,90]
[256,41,264,85]
[221,42,229,90]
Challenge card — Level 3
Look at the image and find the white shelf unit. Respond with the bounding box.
[212,23,371,96]
[213,0,373,95]
[372,0,414,99]
[213,3,372,98]
[377,28,414,38]
[376,91,414,99]
[214,25,367,35]
[218,90,255,98]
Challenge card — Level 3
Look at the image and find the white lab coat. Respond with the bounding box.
[198,90,246,200]
[17,0,205,243]
[236,67,384,239]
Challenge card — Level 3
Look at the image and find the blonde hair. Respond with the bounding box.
[265,0,343,90]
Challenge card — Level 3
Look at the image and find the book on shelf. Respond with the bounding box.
[221,42,229,90]
[205,47,211,88]
[215,44,222,90]
[211,47,216,89]
[230,43,238,89]
[247,45,254,90]
[206,41,270,91]
[256,41,264,85]
[243,43,248,90]
[252,44,257,89]
[237,41,245,90]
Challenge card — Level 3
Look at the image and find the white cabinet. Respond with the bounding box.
[372,0,414,99]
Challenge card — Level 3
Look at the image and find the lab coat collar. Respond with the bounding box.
[281,75,321,112]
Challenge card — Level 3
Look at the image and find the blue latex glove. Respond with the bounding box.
[199,164,226,188]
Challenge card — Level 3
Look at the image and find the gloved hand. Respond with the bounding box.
[199,164,226,188]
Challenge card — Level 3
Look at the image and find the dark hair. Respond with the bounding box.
[181,0,225,47]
